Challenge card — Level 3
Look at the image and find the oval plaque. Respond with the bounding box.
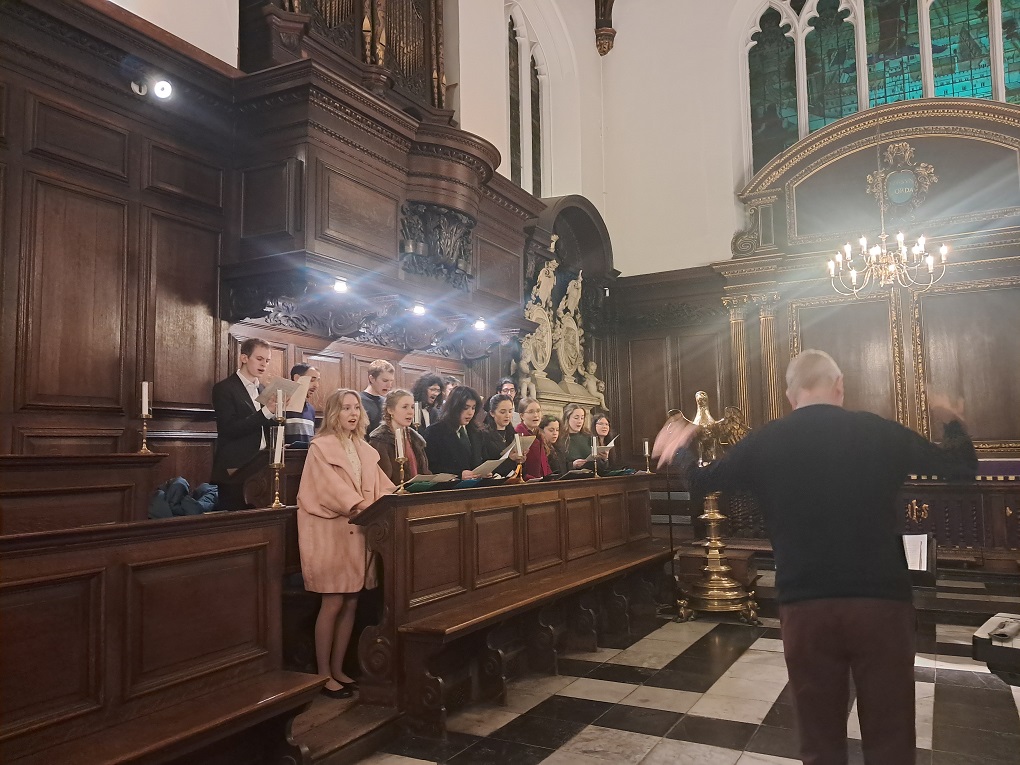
[886,170,916,205]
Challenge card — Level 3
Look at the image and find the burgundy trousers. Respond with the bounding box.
[779,598,916,765]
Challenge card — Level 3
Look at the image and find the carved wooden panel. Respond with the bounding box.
[524,500,561,572]
[476,238,521,303]
[0,81,7,143]
[789,295,905,424]
[565,496,598,561]
[125,547,268,698]
[913,281,1020,449]
[149,212,220,410]
[146,142,224,209]
[20,177,128,412]
[27,97,128,180]
[317,161,398,258]
[627,489,651,540]
[676,330,728,414]
[15,428,122,454]
[229,334,289,390]
[598,492,626,549]
[437,367,465,387]
[298,349,344,413]
[241,158,302,238]
[147,434,216,488]
[399,361,430,392]
[0,572,103,738]
[472,506,520,588]
[0,485,133,534]
[626,337,672,457]
[407,515,465,607]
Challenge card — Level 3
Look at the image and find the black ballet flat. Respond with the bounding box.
[321,684,354,700]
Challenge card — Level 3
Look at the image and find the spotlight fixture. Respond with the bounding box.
[473,318,486,331]
[153,80,173,99]
[412,303,426,316]
[333,277,348,293]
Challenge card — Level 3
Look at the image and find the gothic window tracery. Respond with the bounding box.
[749,8,798,174]
[806,0,859,131]
[506,5,546,197]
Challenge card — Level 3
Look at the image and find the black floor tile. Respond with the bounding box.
[643,668,718,693]
[665,714,758,750]
[935,642,973,658]
[598,633,642,650]
[983,582,1020,596]
[936,675,1013,700]
[524,696,613,725]
[381,731,481,762]
[761,701,797,730]
[487,714,586,749]
[592,704,682,737]
[745,724,801,760]
[585,663,656,685]
[935,699,1020,735]
[914,666,936,682]
[932,723,1020,763]
[760,627,783,639]
[555,658,601,677]
[932,749,1017,765]
[917,636,938,653]
[446,738,553,765]
[662,652,735,677]
[936,668,1010,690]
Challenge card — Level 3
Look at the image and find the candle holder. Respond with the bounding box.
[270,418,286,508]
[645,454,653,474]
[395,456,408,494]
[138,412,152,454]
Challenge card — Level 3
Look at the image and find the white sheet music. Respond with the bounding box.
[902,534,929,572]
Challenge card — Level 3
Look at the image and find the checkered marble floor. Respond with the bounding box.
[358,609,1020,765]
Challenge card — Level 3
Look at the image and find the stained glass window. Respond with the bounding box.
[531,56,542,197]
[749,9,798,173]
[805,0,858,132]
[865,0,923,106]
[1004,0,1020,102]
[930,0,992,98]
[508,18,522,187]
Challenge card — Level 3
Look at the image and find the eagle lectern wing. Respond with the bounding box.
[717,406,750,445]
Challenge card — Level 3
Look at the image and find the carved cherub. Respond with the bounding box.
[511,349,537,401]
[580,360,606,409]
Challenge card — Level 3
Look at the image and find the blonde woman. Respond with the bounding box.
[298,388,395,698]
[369,388,430,484]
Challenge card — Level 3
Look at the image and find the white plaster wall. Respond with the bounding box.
[108,0,238,67]
[602,0,763,275]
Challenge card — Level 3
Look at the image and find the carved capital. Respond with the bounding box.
[722,295,752,322]
[752,292,781,319]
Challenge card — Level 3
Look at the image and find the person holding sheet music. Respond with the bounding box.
[523,413,563,480]
[562,403,595,469]
[424,386,486,479]
[284,363,320,445]
[476,394,526,476]
[297,388,395,699]
[369,389,430,485]
[592,413,619,469]
[652,349,977,765]
[515,397,546,477]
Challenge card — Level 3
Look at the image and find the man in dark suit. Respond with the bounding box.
[212,338,275,510]
[653,349,976,765]
[360,359,395,437]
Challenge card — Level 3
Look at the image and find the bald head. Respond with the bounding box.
[786,349,844,409]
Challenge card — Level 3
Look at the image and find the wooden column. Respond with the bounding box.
[722,295,752,417]
[754,292,784,422]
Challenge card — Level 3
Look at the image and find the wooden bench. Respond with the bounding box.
[0,509,323,765]
[351,475,673,734]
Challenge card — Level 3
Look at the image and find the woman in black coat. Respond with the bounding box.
[424,386,486,478]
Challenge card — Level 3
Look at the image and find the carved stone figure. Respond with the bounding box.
[580,361,606,409]
[530,259,558,311]
[558,270,583,319]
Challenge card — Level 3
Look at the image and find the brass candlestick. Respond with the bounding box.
[645,454,653,473]
[270,462,284,508]
[138,412,152,454]
[270,417,285,509]
[395,456,408,494]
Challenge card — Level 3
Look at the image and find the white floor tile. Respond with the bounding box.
[445,706,519,737]
[749,637,785,653]
[620,685,702,713]
[559,646,622,663]
[916,681,935,750]
[935,655,989,673]
[560,725,659,764]
[686,694,774,725]
[735,754,801,765]
[604,644,681,669]
[541,750,612,764]
[706,675,787,704]
[509,673,577,695]
[501,689,551,713]
[556,677,639,704]
[640,738,742,765]
[359,755,435,765]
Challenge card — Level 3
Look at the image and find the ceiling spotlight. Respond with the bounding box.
[130,81,148,96]
[153,80,173,99]
[473,318,486,331]
[333,277,348,293]
[412,303,426,316]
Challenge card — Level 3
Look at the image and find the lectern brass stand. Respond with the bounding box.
[676,492,758,624]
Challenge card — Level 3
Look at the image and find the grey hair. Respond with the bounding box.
[786,349,842,394]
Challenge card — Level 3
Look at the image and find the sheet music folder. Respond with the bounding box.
[903,533,936,587]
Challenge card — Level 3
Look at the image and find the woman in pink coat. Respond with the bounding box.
[298,388,394,698]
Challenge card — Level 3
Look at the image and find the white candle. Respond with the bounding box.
[514,433,523,457]
[413,402,422,427]
[395,427,405,459]
[643,438,650,457]
[273,425,284,464]
[828,260,835,278]
[276,388,284,419]
[592,436,599,460]
[141,381,149,417]
[850,268,857,286]
[926,255,934,273]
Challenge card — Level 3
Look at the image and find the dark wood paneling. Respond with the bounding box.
[915,282,1020,446]
[565,496,597,561]
[20,176,128,412]
[524,500,561,572]
[317,161,398,258]
[408,516,465,607]
[16,428,122,454]
[146,142,224,209]
[240,158,301,239]
[126,547,267,698]
[472,506,520,587]
[298,349,344,412]
[147,434,216,489]
[676,330,728,415]
[0,572,103,738]
[1,485,133,533]
[398,360,429,392]
[149,212,221,410]
[229,334,289,390]
[476,238,521,303]
[627,488,651,540]
[27,96,128,180]
[598,492,626,549]
[0,81,8,143]
[625,337,671,457]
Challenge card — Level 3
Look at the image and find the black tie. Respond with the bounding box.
[458,426,468,444]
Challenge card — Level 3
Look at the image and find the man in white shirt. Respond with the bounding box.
[360,359,395,436]
[211,338,276,510]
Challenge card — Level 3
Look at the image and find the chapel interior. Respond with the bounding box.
[2,1,1020,764]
